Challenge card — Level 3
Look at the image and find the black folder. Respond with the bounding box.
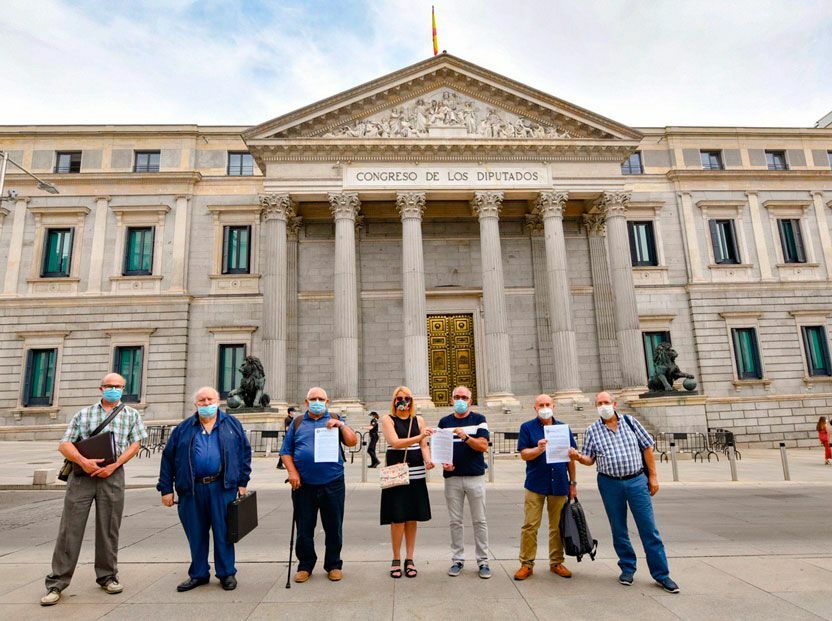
[74,431,118,467]
[227,490,258,543]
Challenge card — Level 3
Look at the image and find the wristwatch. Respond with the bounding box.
[569,480,577,485]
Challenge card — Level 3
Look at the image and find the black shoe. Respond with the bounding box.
[220,576,237,591]
[177,577,209,592]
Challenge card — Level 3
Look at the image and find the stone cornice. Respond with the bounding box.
[667,169,832,182]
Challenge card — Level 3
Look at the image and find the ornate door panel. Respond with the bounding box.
[427,314,477,406]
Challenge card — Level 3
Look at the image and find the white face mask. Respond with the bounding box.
[597,404,615,420]
[537,407,554,419]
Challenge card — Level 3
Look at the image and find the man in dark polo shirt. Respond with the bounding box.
[514,393,577,581]
[437,385,491,579]
[280,387,358,583]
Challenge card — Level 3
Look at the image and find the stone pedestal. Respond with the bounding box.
[628,394,708,433]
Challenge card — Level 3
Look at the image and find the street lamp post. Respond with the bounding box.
[0,150,60,200]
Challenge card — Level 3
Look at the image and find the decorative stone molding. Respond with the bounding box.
[471,191,504,219]
[108,204,170,295]
[396,192,427,220]
[259,193,295,221]
[596,191,631,217]
[207,204,263,295]
[328,192,361,220]
[582,212,607,236]
[287,216,303,240]
[26,204,90,296]
[105,327,157,406]
[535,191,568,218]
[14,329,70,418]
[524,213,544,235]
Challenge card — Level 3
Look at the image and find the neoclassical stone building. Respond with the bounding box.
[2,54,831,445]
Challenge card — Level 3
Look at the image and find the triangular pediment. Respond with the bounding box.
[244,54,642,143]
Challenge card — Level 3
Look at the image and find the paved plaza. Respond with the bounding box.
[0,443,831,620]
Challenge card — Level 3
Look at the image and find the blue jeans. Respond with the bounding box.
[177,481,238,579]
[596,473,669,581]
[292,476,345,573]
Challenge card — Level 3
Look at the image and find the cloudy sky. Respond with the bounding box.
[1,0,830,128]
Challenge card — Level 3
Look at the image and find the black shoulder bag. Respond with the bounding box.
[58,404,126,482]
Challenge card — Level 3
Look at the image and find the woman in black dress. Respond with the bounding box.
[380,386,434,578]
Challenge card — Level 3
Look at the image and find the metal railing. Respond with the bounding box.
[654,432,718,463]
[138,425,170,458]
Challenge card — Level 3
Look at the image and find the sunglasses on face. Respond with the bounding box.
[395,396,412,404]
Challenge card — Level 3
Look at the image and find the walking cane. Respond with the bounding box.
[286,485,296,589]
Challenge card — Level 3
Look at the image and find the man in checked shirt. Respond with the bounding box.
[569,391,680,594]
[40,373,147,606]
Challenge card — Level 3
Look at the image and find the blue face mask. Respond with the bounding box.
[453,399,469,415]
[102,387,123,403]
[308,400,327,415]
[197,404,218,418]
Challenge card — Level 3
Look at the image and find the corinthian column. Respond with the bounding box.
[260,193,294,407]
[598,191,645,390]
[536,191,584,403]
[328,192,362,410]
[471,191,518,408]
[286,215,302,404]
[397,192,433,408]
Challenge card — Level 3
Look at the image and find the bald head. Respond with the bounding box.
[534,393,554,419]
[306,386,328,402]
[100,373,125,389]
[595,391,615,407]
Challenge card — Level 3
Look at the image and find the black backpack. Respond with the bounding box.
[560,498,598,562]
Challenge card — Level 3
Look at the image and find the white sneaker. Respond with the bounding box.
[40,589,61,606]
[101,580,123,594]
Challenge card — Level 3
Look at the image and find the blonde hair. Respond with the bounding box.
[390,385,414,418]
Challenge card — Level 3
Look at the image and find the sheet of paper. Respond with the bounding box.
[314,427,340,463]
[544,424,571,464]
[430,429,455,464]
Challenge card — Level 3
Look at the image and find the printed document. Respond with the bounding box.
[544,424,571,464]
[314,427,340,463]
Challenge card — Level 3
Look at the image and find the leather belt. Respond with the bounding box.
[195,473,222,484]
[598,470,644,481]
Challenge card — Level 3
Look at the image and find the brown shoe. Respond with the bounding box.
[327,569,343,581]
[550,563,572,578]
[294,570,311,583]
[514,565,533,581]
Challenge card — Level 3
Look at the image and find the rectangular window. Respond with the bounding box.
[827,151,832,169]
[218,344,246,398]
[802,326,832,377]
[134,151,161,173]
[700,150,724,170]
[620,152,643,175]
[23,348,57,406]
[777,219,806,264]
[642,331,671,380]
[123,226,155,275]
[765,150,788,170]
[41,228,73,277]
[731,327,763,380]
[113,346,144,402]
[54,151,82,174]
[627,221,658,266]
[222,225,251,274]
[228,152,255,176]
[709,219,741,264]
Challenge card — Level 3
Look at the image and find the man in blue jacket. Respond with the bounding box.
[157,386,252,592]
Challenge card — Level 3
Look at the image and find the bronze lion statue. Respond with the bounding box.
[647,342,696,392]
[226,355,271,409]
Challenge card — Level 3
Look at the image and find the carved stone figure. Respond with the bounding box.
[646,342,697,393]
[225,355,271,409]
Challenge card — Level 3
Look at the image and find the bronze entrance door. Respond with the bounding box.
[427,314,477,406]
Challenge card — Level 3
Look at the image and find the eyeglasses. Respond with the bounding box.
[395,396,412,404]
[452,395,470,401]
[101,384,125,389]
[308,397,326,402]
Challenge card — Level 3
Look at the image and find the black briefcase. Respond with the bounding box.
[227,490,258,543]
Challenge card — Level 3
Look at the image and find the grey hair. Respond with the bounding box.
[193,386,220,402]
[306,386,328,400]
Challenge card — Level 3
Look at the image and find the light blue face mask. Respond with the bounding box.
[197,404,218,418]
[453,399,469,415]
[308,400,327,415]
[102,387,123,403]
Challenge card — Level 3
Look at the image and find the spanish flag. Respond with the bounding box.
[432,6,438,55]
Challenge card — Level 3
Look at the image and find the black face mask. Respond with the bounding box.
[395,398,411,410]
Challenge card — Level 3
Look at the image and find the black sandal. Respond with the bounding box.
[404,559,417,578]
[390,559,402,579]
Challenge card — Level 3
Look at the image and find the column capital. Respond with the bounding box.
[536,191,568,218]
[94,195,110,203]
[810,190,825,199]
[596,190,631,217]
[396,192,426,220]
[524,212,544,236]
[260,193,295,222]
[583,212,607,236]
[328,192,361,220]
[471,191,504,219]
[287,216,303,240]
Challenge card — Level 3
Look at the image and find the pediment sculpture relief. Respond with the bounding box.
[321,89,574,139]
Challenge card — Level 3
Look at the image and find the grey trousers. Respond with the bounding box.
[45,467,125,591]
[444,475,489,564]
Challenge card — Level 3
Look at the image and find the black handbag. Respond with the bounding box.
[227,490,258,543]
[58,404,125,482]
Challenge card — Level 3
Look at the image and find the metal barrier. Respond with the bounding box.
[709,428,742,460]
[248,429,286,455]
[138,425,170,458]
[654,432,717,463]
